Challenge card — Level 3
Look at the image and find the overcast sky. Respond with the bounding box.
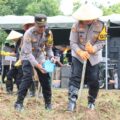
[60,0,120,15]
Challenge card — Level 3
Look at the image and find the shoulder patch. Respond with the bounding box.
[71,23,78,32]
[98,26,107,40]
[71,26,77,32]
[45,31,53,46]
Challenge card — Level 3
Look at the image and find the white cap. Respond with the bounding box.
[6,30,23,40]
[72,4,103,21]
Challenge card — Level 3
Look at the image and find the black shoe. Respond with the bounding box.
[88,103,95,110]
[14,103,24,112]
[45,103,52,110]
[67,100,76,112]
[29,91,35,97]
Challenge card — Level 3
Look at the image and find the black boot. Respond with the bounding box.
[44,97,52,110]
[6,80,13,94]
[87,95,95,110]
[67,97,76,111]
[88,85,99,110]
[45,103,52,110]
[67,86,79,112]
[29,81,36,97]
[14,96,24,112]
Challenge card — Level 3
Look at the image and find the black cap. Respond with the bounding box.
[35,14,47,26]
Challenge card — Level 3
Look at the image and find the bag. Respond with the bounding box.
[43,60,55,73]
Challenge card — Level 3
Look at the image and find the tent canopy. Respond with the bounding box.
[99,14,120,25]
[0,15,76,30]
[0,14,120,30]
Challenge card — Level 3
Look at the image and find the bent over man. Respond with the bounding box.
[67,3,107,111]
[14,14,54,111]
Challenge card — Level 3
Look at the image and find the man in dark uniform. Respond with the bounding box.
[2,43,12,83]
[5,30,23,94]
[14,14,54,111]
[67,4,107,111]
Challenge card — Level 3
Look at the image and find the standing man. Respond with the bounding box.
[23,20,36,97]
[14,14,54,111]
[2,42,13,83]
[67,4,107,111]
[5,30,23,94]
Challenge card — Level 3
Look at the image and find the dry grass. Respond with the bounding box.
[0,88,120,120]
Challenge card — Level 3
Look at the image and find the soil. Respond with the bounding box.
[0,89,120,120]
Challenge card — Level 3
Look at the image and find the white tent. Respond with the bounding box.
[0,15,34,30]
[0,15,76,29]
[100,14,120,25]
[47,15,76,28]
[0,14,120,30]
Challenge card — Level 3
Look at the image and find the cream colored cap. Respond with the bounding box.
[72,4,103,21]
[6,30,23,40]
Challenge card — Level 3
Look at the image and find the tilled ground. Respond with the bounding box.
[0,89,120,120]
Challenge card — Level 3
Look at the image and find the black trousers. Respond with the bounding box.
[18,60,51,103]
[69,57,99,100]
[16,66,23,90]
[6,66,18,92]
[2,65,10,83]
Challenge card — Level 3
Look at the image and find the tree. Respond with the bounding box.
[0,28,8,47]
[0,5,13,15]
[25,0,63,16]
[0,0,13,15]
[10,0,34,15]
[0,0,34,15]
[73,0,120,16]
[73,0,81,12]
[102,3,120,15]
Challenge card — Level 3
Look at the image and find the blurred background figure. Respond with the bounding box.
[1,42,14,83]
[5,30,23,94]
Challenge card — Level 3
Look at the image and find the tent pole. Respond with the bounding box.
[0,43,4,91]
[105,20,110,90]
[105,37,108,90]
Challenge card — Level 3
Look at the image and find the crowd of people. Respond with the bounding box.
[0,3,107,112]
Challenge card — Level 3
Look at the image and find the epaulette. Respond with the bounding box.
[71,23,78,32]
[32,30,38,35]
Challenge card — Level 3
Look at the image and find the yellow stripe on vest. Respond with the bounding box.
[98,26,107,40]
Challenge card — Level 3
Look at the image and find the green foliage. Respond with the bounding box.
[25,0,62,16]
[0,0,61,16]
[73,0,81,12]
[0,0,120,17]
[72,1,120,16]
[24,2,41,15]
[102,3,120,15]
[0,29,8,46]
[10,0,34,15]
[0,0,34,15]
[0,0,13,15]
[0,5,13,15]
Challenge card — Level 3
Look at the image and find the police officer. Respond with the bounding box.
[67,4,107,111]
[14,14,54,111]
[2,42,12,83]
[23,21,36,97]
[5,30,23,94]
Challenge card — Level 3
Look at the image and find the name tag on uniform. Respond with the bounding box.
[5,56,17,62]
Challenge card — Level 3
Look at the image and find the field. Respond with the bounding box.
[0,88,120,120]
